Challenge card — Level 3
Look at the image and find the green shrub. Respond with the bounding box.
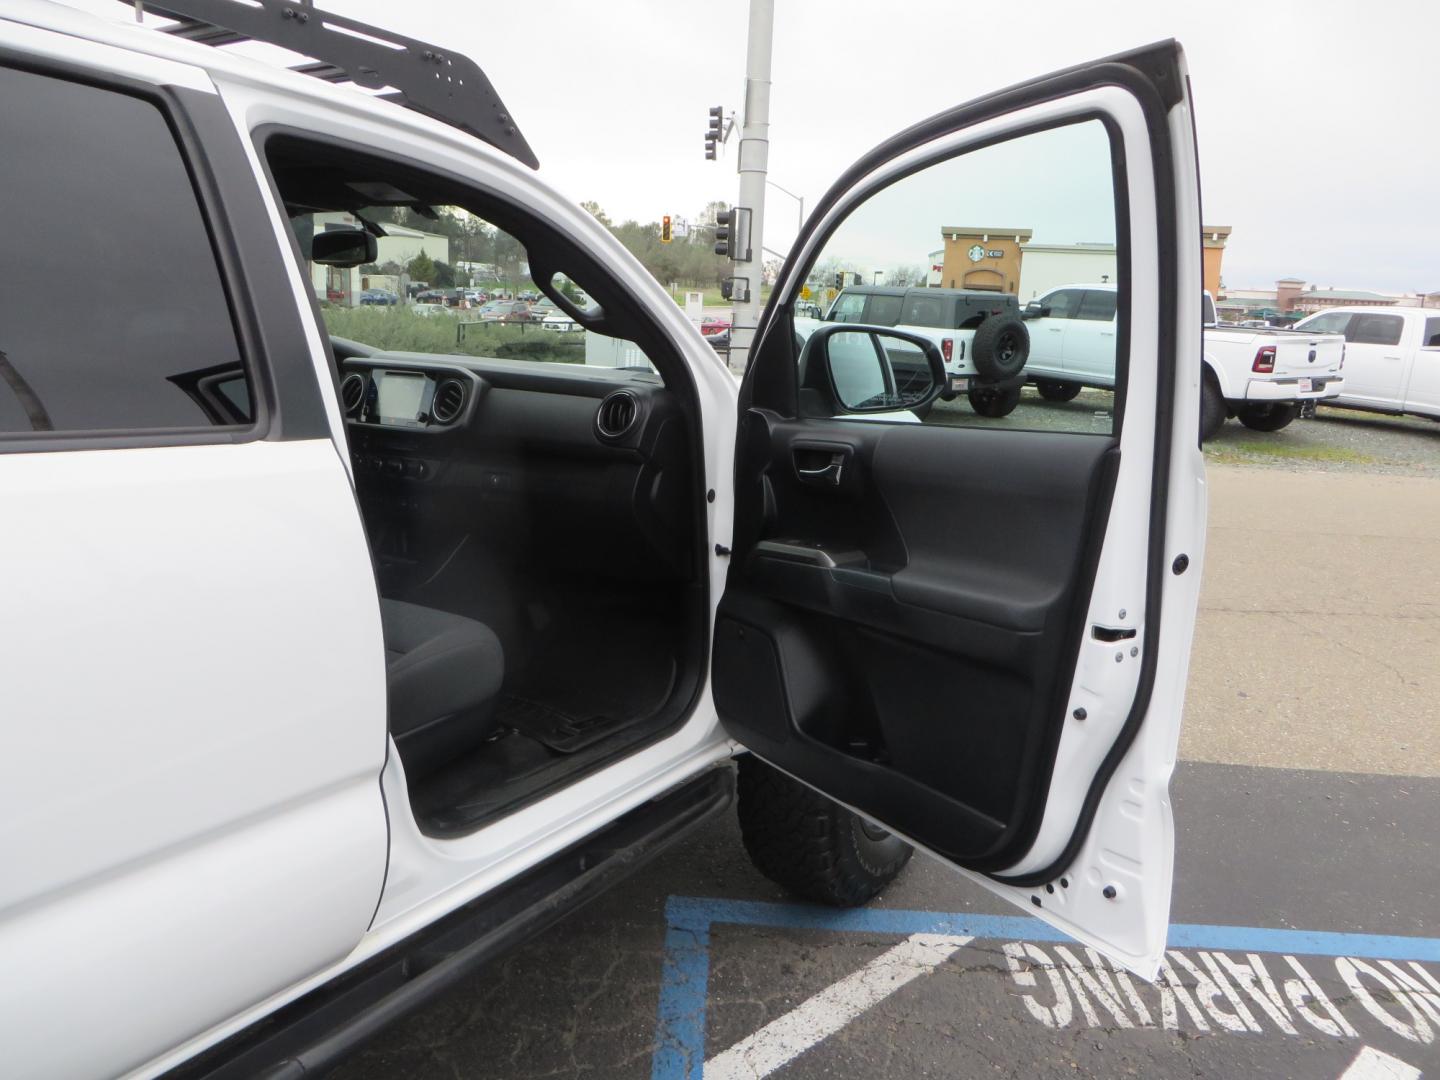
[320,307,584,365]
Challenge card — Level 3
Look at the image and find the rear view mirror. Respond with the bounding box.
[311,228,377,267]
[805,325,945,415]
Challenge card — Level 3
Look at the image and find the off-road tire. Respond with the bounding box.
[1200,372,1226,443]
[736,756,913,907]
[968,384,1023,418]
[970,315,1030,380]
[1036,379,1082,402]
[1237,402,1301,432]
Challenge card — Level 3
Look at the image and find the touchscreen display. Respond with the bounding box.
[376,371,426,423]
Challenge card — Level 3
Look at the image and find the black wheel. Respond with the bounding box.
[968,384,1022,417]
[736,756,913,907]
[1036,379,1081,402]
[970,315,1030,381]
[1237,402,1301,432]
[1200,372,1226,443]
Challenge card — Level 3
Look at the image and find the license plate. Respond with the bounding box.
[1296,378,1312,392]
[949,376,969,393]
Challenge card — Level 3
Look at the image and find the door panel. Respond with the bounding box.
[715,43,1205,976]
[719,416,1117,861]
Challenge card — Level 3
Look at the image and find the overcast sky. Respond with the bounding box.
[83,0,1439,292]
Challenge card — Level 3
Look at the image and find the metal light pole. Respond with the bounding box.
[729,0,773,372]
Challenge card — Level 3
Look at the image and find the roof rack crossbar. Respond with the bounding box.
[126,0,538,168]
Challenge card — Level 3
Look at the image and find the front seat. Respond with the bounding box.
[379,598,504,777]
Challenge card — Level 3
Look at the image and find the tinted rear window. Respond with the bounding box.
[1424,318,1440,347]
[0,66,249,436]
[1077,291,1118,322]
[866,295,903,326]
[1348,314,1403,346]
[901,295,949,327]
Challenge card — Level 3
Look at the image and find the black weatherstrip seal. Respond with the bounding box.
[169,87,331,441]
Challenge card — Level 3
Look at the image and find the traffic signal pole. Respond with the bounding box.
[728,0,773,372]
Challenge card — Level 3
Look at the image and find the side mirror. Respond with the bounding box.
[803,324,945,415]
[311,228,377,267]
[1021,300,1048,320]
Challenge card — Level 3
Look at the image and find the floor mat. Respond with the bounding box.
[494,696,634,754]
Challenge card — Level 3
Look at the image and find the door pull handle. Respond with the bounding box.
[797,455,845,486]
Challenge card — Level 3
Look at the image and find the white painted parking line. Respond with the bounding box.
[703,933,971,1080]
[1340,1045,1422,1080]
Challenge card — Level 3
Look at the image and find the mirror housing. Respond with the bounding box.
[1021,300,1049,320]
[311,228,377,268]
[800,324,945,416]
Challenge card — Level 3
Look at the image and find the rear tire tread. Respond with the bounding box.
[737,757,912,907]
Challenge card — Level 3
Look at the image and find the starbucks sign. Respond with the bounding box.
[967,243,1004,262]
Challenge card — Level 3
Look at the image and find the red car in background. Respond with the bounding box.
[700,315,731,336]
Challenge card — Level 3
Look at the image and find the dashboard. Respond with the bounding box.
[337,350,694,582]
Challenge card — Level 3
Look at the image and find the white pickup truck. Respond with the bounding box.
[1292,307,1440,421]
[797,285,1032,417]
[1019,284,1346,439]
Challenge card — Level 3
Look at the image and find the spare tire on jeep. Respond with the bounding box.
[971,315,1030,381]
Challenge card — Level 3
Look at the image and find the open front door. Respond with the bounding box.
[714,42,1206,978]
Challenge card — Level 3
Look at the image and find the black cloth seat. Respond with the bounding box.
[380,598,504,774]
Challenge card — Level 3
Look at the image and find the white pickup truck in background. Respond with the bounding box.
[1018,284,1346,440]
[1292,307,1440,421]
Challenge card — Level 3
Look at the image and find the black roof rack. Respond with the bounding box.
[126,0,539,168]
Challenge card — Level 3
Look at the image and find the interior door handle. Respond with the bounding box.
[797,455,845,486]
[793,445,851,488]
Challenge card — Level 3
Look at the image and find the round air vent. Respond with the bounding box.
[595,390,639,440]
[340,371,366,415]
[431,379,466,424]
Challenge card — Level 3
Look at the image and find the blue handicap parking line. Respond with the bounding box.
[651,895,1440,1080]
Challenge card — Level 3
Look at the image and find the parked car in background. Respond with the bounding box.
[414,289,446,305]
[701,315,731,337]
[359,288,399,306]
[541,312,582,333]
[1020,285,1345,439]
[463,288,489,304]
[798,286,1031,417]
[1292,307,1440,421]
[528,299,560,322]
[794,299,823,320]
[478,299,532,323]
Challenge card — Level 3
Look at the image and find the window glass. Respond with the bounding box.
[797,119,1119,434]
[866,295,904,326]
[295,206,633,371]
[1202,293,1217,326]
[1348,313,1403,346]
[0,67,250,435]
[902,295,948,327]
[826,291,868,322]
[1043,289,1085,320]
[1298,312,1352,335]
[1422,318,1440,348]
[1076,290,1118,322]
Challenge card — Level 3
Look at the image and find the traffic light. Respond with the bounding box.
[834,272,844,289]
[660,215,672,244]
[714,207,733,257]
[705,105,723,161]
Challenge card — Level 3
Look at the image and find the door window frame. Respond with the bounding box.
[753,97,1136,437]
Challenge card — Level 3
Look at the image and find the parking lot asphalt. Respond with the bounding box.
[338,433,1440,1080]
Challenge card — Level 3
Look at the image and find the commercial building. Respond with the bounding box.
[1202,226,1231,299]
[937,227,1032,293]
[1017,242,1117,302]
